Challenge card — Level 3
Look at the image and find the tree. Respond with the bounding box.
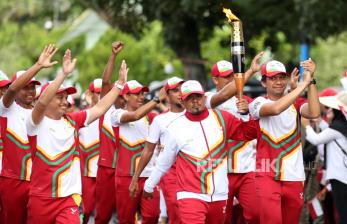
[78,0,347,87]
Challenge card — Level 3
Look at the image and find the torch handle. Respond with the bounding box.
[231,42,245,100]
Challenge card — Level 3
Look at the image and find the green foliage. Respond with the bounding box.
[76,21,183,88]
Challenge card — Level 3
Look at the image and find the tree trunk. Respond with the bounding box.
[163,17,207,88]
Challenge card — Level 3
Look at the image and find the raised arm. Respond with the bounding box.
[32,49,76,125]
[100,41,124,98]
[209,51,264,108]
[119,88,165,123]
[258,62,316,117]
[299,59,320,119]
[3,44,58,108]
[87,60,127,125]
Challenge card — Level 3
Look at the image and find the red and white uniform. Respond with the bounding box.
[205,93,259,224]
[145,109,258,224]
[249,96,306,224]
[205,94,256,173]
[0,99,32,224]
[80,119,99,178]
[0,100,32,180]
[146,110,185,223]
[79,118,100,223]
[26,110,88,224]
[95,106,117,224]
[111,108,160,224]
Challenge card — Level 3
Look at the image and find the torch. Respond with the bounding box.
[223,8,245,100]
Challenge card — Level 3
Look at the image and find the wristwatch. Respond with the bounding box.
[152,96,160,104]
[309,78,316,85]
[115,81,124,90]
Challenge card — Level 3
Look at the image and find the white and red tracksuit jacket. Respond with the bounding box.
[144,108,258,202]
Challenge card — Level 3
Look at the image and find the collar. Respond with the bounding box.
[185,108,209,122]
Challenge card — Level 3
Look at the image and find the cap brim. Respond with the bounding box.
[319,96,340,110]
[57,87,77,95]
[92,87,102,93]
[129,86,149,94]
[181,91,205,100]
[263,71,288,77]
[28,80,41,85]
[165,81,185,92]
[218,70,234,77]
[0,80,11,87]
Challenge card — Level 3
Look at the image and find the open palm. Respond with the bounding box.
[62,49,77,76]
[37,44,59,68]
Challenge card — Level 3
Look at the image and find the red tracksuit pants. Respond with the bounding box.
[224,172,259,224]
[178,198,227,224]
[81,176,96,224]
[27,195,81,224]
[115,176,160,224]
[255,173,304,224]
[160,170,180,224]
[95,166,116,224]
[0,176,29,224]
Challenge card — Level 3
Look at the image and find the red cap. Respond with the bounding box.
[211,60,234,77]
[180,80,205,100]
[121,80,149,95]
[89,78,102,93]
[40,81,77,96]
[0,71,11,87]
[164,77,185,92]
[318,88,337,97]
[261,60,288,77]
[11,70,41,85]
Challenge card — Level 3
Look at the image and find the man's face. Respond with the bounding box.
[212,74,234,90]
[182,93,206,115]
[47,92,69,117]
[114,95,126,109]
[262,73,289,97]
[125,91,145,110]
[167,85,183,108]
[16,83,36,106]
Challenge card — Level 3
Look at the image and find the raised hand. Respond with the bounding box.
[250,51,265,73]
[62,49,77,76]
[301,58,315,83]
[112,41,124,55]
[290,67,300,90]
[118,60,128,85]
[301,58,316,75]
[37,44,59,68]
[158,87,167,103]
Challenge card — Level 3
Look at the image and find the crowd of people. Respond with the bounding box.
[0,41,346,224]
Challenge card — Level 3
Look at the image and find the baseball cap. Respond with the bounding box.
[0,70,11,87]
[261,60,288,77]
[11,70,41,85]
[319,91,347,112]
[211,60,234,77]
[164,76,185,92]
[121,80,149,95]
[40,81,77,96]
[89,78,102,93]
[181,80,205,100]
[318,88,337,97]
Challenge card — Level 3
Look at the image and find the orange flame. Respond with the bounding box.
[223,8,240,22]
